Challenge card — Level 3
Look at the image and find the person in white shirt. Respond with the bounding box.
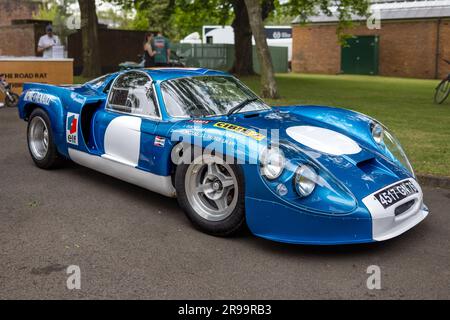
[38,25,61,59]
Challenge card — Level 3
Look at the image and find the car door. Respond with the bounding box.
[93,71,161,168]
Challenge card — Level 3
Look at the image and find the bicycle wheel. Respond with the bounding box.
[434,79,450,104]
[5,93,19,108]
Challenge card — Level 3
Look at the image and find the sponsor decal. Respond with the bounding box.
[154,136,166,147]
[70,92,87,105]
[213,122,265,141]
[24,91,53,106]
[189,119,210,125]
[66,113,79,145]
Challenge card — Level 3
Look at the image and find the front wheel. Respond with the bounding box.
[175,152,246,237]
[5,93,19,108]
[27,108,63,169]
[434,79,450,104]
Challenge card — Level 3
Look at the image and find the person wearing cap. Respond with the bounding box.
[37,25,61,59]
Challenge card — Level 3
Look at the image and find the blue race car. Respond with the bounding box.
[18,68,428,245]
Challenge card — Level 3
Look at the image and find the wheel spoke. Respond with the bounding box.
[222,179,234,189]
[207,163,219,176]
[214,196,228,211]
[196,183,212,194]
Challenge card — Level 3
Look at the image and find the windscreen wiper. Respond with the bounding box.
[226,98,258,117]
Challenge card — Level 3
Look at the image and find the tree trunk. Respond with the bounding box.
[244,0,279,99]
[78,0,101,78]
[230,0,254,76]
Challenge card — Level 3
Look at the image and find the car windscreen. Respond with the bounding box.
[160,76,270,118]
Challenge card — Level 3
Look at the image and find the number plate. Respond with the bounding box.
[374,180,418,209]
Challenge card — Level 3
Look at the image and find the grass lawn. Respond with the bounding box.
[74,73,450,177]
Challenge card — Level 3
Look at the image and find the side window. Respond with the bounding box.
[108,72,159,118]
[87,74,109,90]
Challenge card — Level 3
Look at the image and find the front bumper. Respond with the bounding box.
[245,178,428,245]
[245,197,374,245]
[362,178,429,242]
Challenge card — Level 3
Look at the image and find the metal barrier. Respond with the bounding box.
[172,43,288,73]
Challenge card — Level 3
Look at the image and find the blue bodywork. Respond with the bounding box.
[17,68,425,245]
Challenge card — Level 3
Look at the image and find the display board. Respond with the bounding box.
[0,57,73,101]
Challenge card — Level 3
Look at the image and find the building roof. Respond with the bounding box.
[292,0,450,24]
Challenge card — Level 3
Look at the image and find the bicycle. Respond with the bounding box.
[434,59,450,104]
[0,75,19,108]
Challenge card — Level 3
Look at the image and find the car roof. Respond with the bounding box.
[142,68,230,82]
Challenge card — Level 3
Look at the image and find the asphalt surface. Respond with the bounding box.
[0,107,449,300]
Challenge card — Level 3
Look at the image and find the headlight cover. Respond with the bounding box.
[371,123,384,144]
[294,165,317,197]
[260,147,285,180]
[258,141,357,215]
[372,122,415,177]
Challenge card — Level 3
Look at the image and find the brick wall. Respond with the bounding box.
[437,20,450,79]
[0,22,47,56]
[292,19,450,79]
[0,25,36,56]
[0,0,40,27]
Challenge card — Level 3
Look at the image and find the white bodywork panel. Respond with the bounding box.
[68,149,177,198]
[362,178,428,241]
[286,125,362,156]
[104,116,141,167]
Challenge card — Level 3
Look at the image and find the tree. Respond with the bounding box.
[229,0,274,75]
[245,0,278,98]
[109,0,254,75]
[247,0,370,99]
[109,0,179,38]
[78,0,101,78]
[229,0,254,75]
[171,0,232,41]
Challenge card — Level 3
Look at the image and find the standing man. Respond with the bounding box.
[152,31,171,67]
[37,25,61,59]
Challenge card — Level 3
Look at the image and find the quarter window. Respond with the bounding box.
[108,71,159,118]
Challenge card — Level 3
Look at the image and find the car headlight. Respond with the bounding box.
[371,123,384,144]
[383,129,415,177]
[260,147,285,180]
[294,165,317,197]
[371,121,415,177]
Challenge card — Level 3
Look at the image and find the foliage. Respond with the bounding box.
[171,0,233,40]
[97,7,136,29]
[33,0,78,45]
[106,0,232,40]
[280,0,370,42]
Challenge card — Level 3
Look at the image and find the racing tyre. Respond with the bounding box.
[434,79,450,104]
[175,151,246,237]
[5,93,19,108]
[27,108,63,169]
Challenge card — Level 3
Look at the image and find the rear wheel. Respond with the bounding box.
[175,151,246,236]
[434,79,450,104]
[27,109,63,169]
